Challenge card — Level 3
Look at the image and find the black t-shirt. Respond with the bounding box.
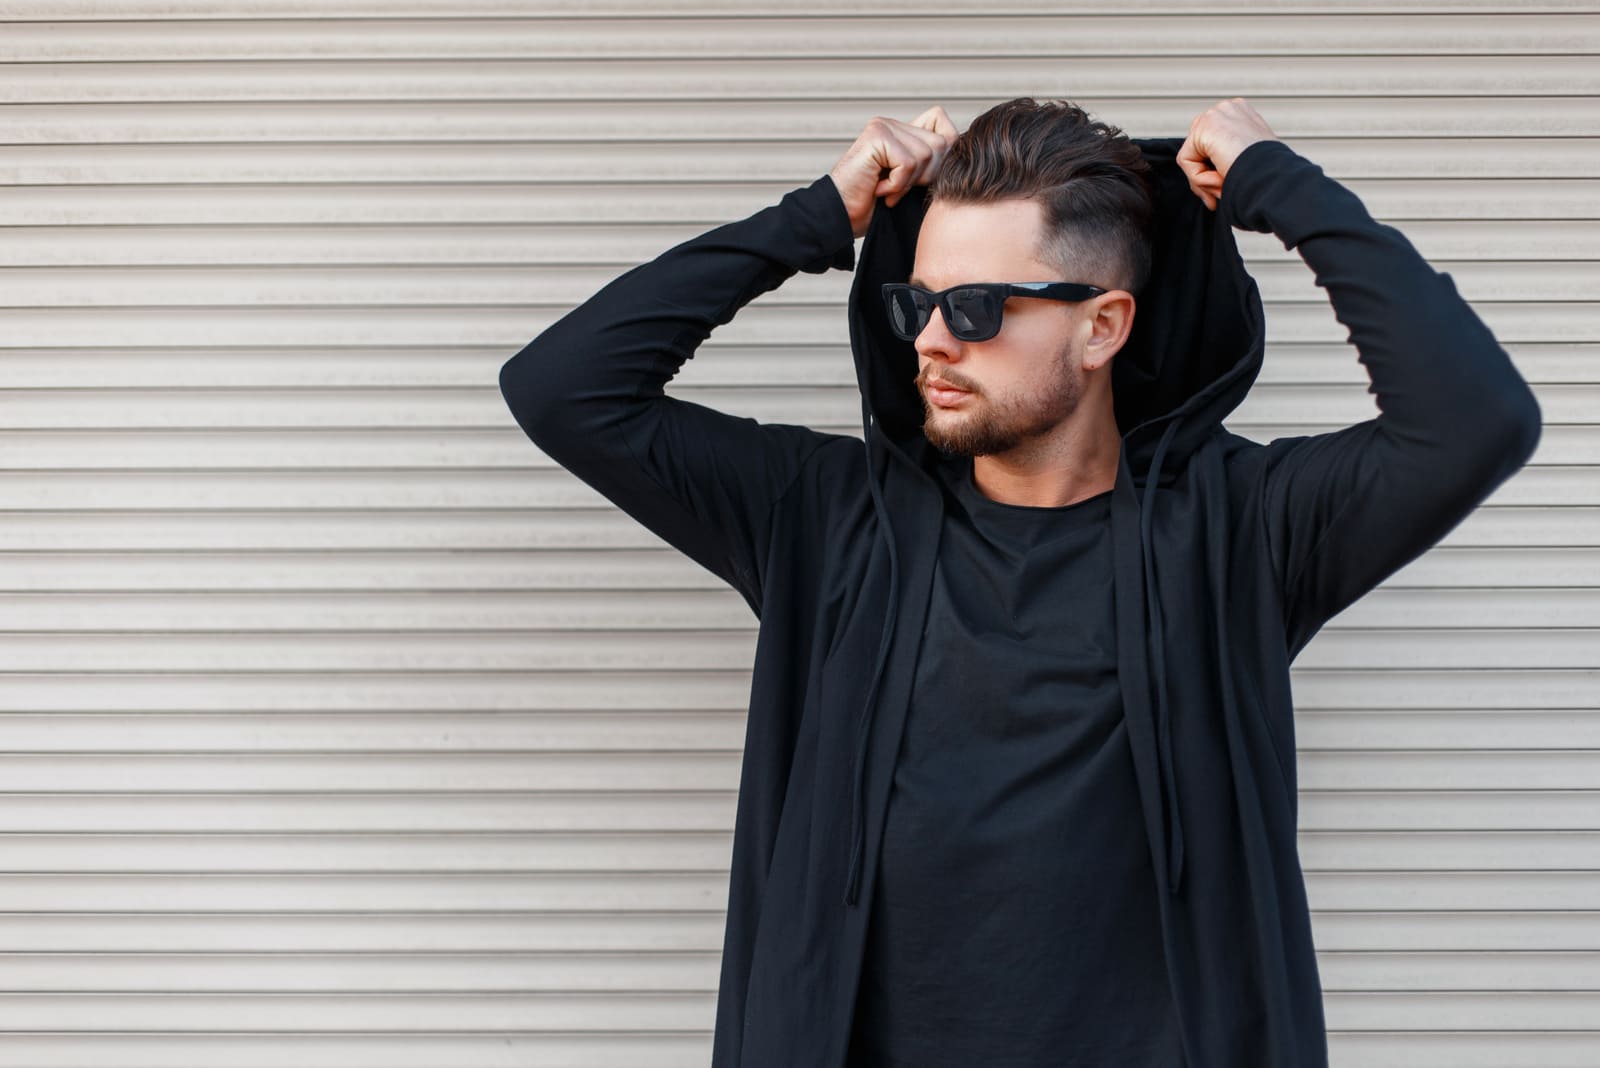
[846,455,1186,1068]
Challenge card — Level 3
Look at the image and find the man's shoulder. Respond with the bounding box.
[1210,424,1279,486]
[1213,425,1271,457]
[804,432,871,488]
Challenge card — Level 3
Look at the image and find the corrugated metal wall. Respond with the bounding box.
[0,3,1592,1065]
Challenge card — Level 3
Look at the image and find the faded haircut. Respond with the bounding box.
[928,97,1156,299]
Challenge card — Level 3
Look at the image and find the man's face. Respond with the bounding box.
[908,197,1096,459]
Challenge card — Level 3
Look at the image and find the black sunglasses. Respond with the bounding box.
[881,281,1108,343]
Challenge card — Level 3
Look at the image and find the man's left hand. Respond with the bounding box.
[1177,98,1282,212]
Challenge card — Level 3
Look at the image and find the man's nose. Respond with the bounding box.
[915,304,961,354]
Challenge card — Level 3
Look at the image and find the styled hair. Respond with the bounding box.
[928,97,1155,299]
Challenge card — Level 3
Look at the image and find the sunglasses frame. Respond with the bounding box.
[881,281,1110,343]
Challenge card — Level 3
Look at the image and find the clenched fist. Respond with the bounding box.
[829,106,961,239]
[1176,97,1283,212]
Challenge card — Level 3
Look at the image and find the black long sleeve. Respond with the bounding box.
[1220,138,1543,656]
[498,175,858,615]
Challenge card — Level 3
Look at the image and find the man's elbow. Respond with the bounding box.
[1479,381,1543,480]
[497,348,524,405]
[499,341,556,440]
[1504,383,1543,469]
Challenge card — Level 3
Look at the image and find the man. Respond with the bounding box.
[499,97,1541,1067]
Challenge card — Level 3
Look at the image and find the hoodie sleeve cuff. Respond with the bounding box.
[1218,138,1332,247]
[788,172,858,274]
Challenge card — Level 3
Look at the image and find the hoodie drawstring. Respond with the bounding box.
[845,413,899,908]
[1141,416,1186,896]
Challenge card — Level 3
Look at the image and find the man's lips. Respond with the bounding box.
[925,379,971,406]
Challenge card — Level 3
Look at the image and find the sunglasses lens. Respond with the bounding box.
[883,285,1003,341]
[885,286,930,340]
[947,287,1001,341]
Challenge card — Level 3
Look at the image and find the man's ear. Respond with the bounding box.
[1084,291,1136,372]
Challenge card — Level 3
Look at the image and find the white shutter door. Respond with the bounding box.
[0,3,1589,1066]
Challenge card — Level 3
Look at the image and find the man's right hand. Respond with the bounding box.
[828,106,960,239]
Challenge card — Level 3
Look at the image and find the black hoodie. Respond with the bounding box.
[499,135,1542,1067]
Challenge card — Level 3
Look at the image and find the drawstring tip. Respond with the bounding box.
[843,808,865,907]
[844,849,861,907]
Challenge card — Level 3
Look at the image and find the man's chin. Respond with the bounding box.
[922,425,976,459]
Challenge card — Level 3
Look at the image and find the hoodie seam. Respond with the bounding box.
[1277,468,1373,632]
[1248,447,1302,806]
[745,434,854,595]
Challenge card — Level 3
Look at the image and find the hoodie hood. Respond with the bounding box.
[839,135,1267,908]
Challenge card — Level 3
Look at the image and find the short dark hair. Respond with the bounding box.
[928,97,1155,299]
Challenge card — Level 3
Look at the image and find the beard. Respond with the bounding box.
[920,337,1085,459]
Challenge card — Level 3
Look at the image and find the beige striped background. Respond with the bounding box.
[0,2,1594,1065]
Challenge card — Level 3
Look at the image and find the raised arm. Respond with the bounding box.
[500,107,959,616]
[498,174,857,615]
[1217,133,1542,657]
